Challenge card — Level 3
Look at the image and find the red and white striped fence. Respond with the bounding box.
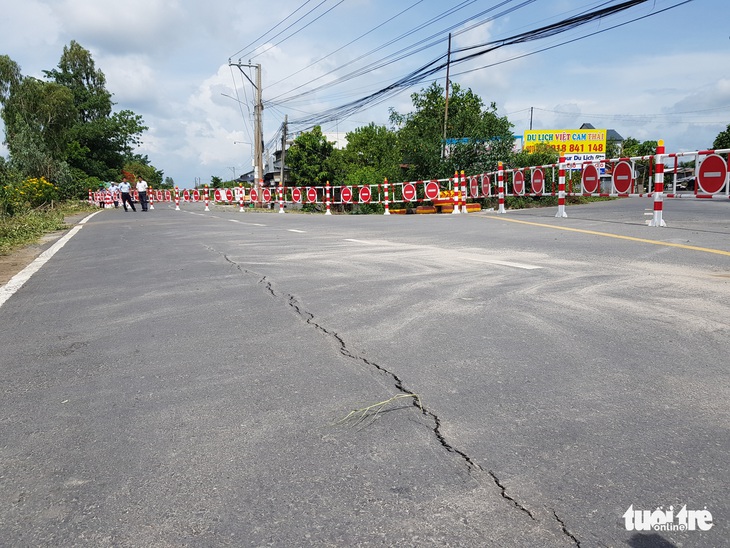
[90,145,728,226]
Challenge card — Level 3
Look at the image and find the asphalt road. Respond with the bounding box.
[1,198,728,547]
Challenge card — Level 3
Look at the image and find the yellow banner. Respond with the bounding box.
[523,129,606,155]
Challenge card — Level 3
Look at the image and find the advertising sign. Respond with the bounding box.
[524,129,606,169]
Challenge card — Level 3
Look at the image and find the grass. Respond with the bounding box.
[336,393,423,428]
[0,201,96,256]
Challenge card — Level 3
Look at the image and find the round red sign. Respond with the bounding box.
[214,189,222,201]
[613,161,633,194]
[306,187,317,203]
[582,164,600,194]
[424,181,440,200]
[359,186,371,203]
[402,183,416,202]
[183,189,190,201]
[531,168,544,194]
[341,186,352,203]
[469,177,478,198]
[481,175,491,196]
[250,188,259,202]
[513,171,525,195]
[226,188,233,202]
[291,187,302,203]
[192,189,200,201]
[262,188,271,202]
[697,154,727,194]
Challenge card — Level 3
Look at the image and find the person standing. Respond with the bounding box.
[136,176,149,212]
[109,181,120,208]
[119,176,136,212]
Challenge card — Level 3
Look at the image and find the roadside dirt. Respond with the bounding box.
[0,212,91,286]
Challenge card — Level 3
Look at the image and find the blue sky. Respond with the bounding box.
[1,0,728,187]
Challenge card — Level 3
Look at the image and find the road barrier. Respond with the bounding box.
[91,145,728,226]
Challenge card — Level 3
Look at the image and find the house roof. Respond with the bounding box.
[580,122,624,141]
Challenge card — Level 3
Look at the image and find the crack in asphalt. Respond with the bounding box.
[553,510,581,547]
[217,252,577,532]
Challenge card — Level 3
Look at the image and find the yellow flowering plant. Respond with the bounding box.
[1,177,59,216]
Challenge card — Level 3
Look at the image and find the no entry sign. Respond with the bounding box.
[531,168,544,194]
[612,161,633,194]
[424,181,440,201]
[262,188,271,202]
[470,177,479,198]
[697,154,727,194]
[402,183,416,202]
[359,186,371,203]
[481,174,491,196]
[291,187,302,203]
[582,164,600,194]
[306,187,317,203]
[225,188,233,202]
[341,186,352,203]
[513,170,525,195]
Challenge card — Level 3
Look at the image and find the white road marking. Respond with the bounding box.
[289,229,306,233]
[463,257,542,270]
[0,211,100,309]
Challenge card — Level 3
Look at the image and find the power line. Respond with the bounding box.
[267,0,427,89]
[287,0,691,130]
[250,0,346,61]
[268,0,525,105]
[229,0,318,60]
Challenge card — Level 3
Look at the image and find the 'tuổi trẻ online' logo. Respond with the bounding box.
[623,505,713,532]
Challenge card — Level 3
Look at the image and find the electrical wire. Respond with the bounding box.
[268,0,526,104]
[230,0,318,60]
[288,0,691,129]
[251,0,346,61]
[267,0,427,89]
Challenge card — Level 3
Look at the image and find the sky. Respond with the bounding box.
[1,0,729,187]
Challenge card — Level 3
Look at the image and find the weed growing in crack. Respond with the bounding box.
[335,393,423,428]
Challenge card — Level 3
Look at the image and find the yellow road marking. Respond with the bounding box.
[483,216,730,257]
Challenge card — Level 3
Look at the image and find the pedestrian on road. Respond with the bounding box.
[119,177,136,212]
[109,182,120,208]
[136,176,149,212]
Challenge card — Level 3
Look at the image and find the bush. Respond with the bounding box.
[0,176,59,216]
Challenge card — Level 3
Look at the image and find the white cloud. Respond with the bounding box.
[1,0,728,184]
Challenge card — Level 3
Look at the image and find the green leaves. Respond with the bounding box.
[1,42,152,200]
[712,124,730,150]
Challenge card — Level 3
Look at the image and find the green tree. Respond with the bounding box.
[1,45,152,198]
[43,41,111,123]
[44,41,148,185]
[511,143,559,169]
[621,137,657,157]
[712,123,730,150]
[286,126,335,186]
[390,82,514,181]
[340,123,400,185]
[123,159,162,187]
[621,137,658,191]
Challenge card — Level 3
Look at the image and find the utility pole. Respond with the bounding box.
[229,60,264,187]
[530,106,534,130]
[442,33,452,160]
[280,115,287,186]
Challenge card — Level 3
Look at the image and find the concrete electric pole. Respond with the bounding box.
[229,60,264,186]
